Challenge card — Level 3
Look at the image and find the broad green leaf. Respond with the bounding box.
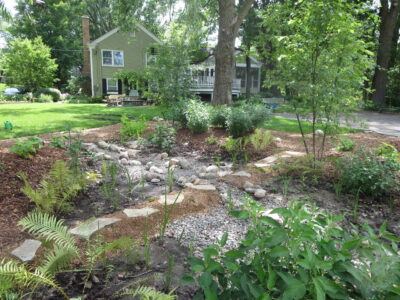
[278,272,306,300]
[181,274,196,285]
[225,250,245,259]
[269,245,290,258]
[312,277,326,300]
[267,265,277,291]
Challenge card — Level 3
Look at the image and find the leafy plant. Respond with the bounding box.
[205,135,218,145]
[249,128,272,151]
[20,160,87,214]
[101,160,119,209]
[184,100,211,133]
[50,136,65,148]
[376,142,400,160]
[183,199,400,299]
[336,136,355,152]
[64,126,83,173]
[120,114,147,141]
[9,136,43,159]
[148,123,176,153]
[122,286,176,300]
[337,150,400,198]
[210,105,230,128]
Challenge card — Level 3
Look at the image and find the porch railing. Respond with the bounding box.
[191,76,241,90]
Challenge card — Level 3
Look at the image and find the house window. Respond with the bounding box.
[102,50,124,66]
[251,68,259,88]
[146,47,157,65]
[106,78,118,94]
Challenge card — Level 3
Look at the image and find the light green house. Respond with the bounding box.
[87,24,261,98]
[88,25,161,97]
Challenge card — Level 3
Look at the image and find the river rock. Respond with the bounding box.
[98,141,110,150]
[254,189,266,199]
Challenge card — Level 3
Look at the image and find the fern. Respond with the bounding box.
[122,286,176,300]
[18,212,78,254]
[0,259,69,299]
[38,246,76,275]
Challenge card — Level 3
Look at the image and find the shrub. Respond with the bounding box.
[39,88,62,102]
[148,123,176,153]
[120,114,147,141]
[205,135,218,145]
[226,104,270,138]
[37,94,53,103]
[184,199,400,299]
[19,160,87,214]
[226,107,254,138]
[168,99,189,127]
[210,105,231,128]
[335,135,355,152]
[185,100,211,133]
[337,150,400,198]
[9,136,43,159]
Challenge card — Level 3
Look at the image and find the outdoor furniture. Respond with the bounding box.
[106,95,124,106]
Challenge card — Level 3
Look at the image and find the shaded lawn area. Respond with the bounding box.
[264,116,360,134]
[0,103,164,140]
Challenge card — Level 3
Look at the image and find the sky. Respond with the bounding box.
[4,0,17,16]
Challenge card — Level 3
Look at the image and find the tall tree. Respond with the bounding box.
[0,0,11,21]
[2,37,58,91]
[9,0,85,87]
[371,0,400,105]
[212,0,255,106]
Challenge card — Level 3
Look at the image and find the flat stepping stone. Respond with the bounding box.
[186,183,217,191]
[11,239,42,262]
[158,193,185,205]
[232,171,251,177]
[69,218,120,238]
[123,207,159,218]
[253,151,305,169]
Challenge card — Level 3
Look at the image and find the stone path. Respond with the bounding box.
[11,239,42,262]
[69,217,121,239]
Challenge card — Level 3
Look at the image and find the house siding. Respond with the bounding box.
[91,29,157,97]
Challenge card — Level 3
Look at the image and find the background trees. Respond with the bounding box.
[2,37,58,91]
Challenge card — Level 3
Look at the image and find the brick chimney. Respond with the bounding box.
[82,15,91,95]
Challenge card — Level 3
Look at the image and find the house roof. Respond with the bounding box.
[89,24,162,48]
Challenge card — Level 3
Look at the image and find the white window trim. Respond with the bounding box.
[102,49,124,67]
[145,52,156,66]
[106,78,119,94]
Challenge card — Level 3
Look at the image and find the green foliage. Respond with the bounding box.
[144,41,193,103]
[1,37,58,92]
[226,104,270,138]
[337,150,400,198]
[148,123,176,153]
[205,135,218,145]
[113,70,146,96]
[210,105,231,128]
[38,88,62,102]
[261,0,372,159]
[101,160,119,208]
[376,142,400,160]
[20,160,87,214]
[249,129,273,151]
[50,136,65,148]
[184,199,400,299]
[120,114,147,141]
[185,100,211,133]
[122,286,176,300]
[9,0,85,85]
[168,99,189,127]
[9,136,43,159]
[37,94,53,103]
[335,136,356,152]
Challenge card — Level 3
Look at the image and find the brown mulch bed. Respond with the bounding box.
[0,147,69,255]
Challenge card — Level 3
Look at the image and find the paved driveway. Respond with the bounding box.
[274,111,400,137]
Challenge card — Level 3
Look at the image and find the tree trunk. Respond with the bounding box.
[245,54,252,98]
[371,0,400,106]
[212,0,255,106]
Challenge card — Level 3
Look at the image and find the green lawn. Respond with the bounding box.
[0,103,164,140]
[264,116,359,134]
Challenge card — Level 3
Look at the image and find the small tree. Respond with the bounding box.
[262,0,372,165]
[2,37,58,92]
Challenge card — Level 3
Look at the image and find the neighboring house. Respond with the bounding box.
[191,53,262,100]
[82,17,262,98]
